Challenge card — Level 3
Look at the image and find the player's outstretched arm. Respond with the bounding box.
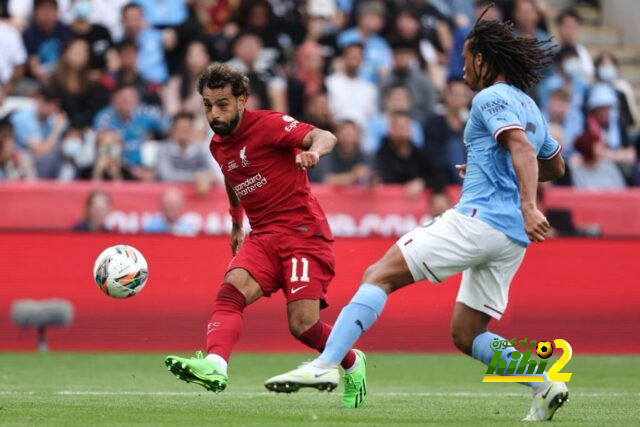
[538,152,565,182]
[500,129,550,242]
[296,128,337,171]
[225,178,244,255]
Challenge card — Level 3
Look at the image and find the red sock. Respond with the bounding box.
[297,320,357,370]
[206,282,246,362]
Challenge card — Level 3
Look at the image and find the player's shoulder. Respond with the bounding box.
[472,84,520,113]
[253,110,311,133]
[250,109,296,124]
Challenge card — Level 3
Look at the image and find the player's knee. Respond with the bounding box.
[451,327,474,356]
[223,269,261,304]
[288,313,319,338]
[361,263,394,294]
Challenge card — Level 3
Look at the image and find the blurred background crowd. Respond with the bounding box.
[0,0,638,197]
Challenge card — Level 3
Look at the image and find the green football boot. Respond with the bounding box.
[342,349,367,408]
[165,351,227,393]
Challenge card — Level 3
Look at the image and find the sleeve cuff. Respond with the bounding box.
[537,144,563,160]
[493,125,525,140]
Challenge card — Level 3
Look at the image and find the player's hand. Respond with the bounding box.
[523,206,550,242]
[455,164,467,180]
[296,151,320,171]
[230,225,245,256]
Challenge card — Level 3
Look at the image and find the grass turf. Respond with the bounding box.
[0,353,638,426]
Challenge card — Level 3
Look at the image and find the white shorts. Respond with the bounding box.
[396,209,526,319]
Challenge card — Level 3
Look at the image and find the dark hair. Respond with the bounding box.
[115,37,137,52]
[54,37,91,94]
[172,111,195,124]
[37,85,60,103]
[554,44,578,65]
[113,82,137,94]
[121,2,142,17]
[180,39,210,101]
[0,116,12,134]
[197,63,250,97]
[465,4,555,90]
[236,0,274,27]
[595,51,619,69]
[556,8,582,25]
[389,38,417,53]
[383,83,409,99]
[35,0,58,9]
[339,42,365,56]
[85,190,112,212]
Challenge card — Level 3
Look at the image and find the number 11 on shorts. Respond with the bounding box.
[290,257,310,282]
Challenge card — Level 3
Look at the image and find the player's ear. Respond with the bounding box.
[474,52,483,69]
[237,94,248,111]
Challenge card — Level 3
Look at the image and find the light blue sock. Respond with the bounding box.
[318,283,387,364]
[472,331,546,389]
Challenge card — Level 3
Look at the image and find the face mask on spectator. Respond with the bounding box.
[562,58,582,79]
[598,64,618,82]
[62,138,83,161]
[74,0,91,20]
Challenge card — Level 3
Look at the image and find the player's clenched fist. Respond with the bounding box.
[296,151,320,170]
[523,206,550,242]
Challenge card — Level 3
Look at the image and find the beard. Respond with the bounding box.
[209,110,240,136]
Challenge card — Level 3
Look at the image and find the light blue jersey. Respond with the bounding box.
[455,83,561,246]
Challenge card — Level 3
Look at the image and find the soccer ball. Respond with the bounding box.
[536,341,554,359]
[93,245,148,298]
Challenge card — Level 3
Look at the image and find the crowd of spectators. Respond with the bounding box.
[1,0,639,194]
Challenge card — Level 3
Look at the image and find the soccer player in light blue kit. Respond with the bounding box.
[266,9,568,421]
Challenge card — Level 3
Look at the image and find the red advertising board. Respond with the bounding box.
[1,182,640,237]
[1,233,638,353]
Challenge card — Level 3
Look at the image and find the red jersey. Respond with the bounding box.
[210,109,333,240]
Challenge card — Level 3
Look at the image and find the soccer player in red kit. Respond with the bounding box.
[165,63,368,408]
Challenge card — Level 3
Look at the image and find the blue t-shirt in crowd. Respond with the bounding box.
[93,104,169,166]
[338,28,393,84]
[136,28,169,84]
[133,0,187,27]
[23,22,71,73]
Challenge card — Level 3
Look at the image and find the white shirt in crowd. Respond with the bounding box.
[0,21,27,84]
[326,73,378,128]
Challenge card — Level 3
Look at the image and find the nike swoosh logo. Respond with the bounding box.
[542,386,552,399]
[291,285,308,294]
[314,371,330,378]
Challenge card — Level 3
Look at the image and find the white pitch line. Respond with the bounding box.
[0,390,637,398]
[51,391,640,398]
[0,391,35,395]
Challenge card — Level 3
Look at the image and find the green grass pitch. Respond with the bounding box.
[1,353,638,426]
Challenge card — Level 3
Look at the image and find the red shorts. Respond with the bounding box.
[227,232,335,308]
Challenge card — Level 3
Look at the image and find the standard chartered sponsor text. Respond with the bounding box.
[233,173,268,197]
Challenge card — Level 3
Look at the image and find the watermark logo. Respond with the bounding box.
[482,338,573,383]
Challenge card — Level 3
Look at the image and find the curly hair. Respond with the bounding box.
[196,62,250,97]
[465,4,556,90]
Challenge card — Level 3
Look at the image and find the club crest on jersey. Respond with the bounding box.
[240,146,249,167]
